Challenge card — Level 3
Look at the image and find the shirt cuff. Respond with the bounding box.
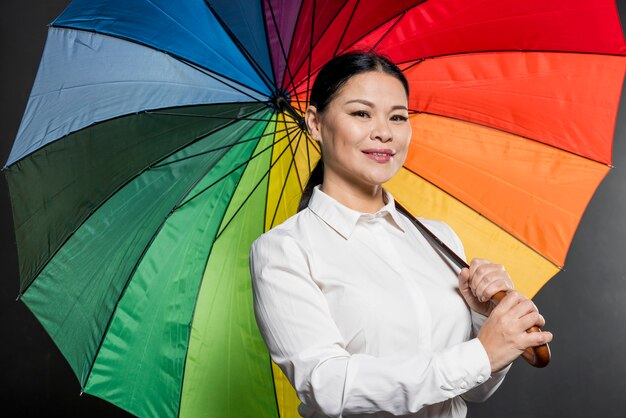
[435,338,492,396]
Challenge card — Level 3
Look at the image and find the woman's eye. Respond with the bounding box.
[391,114,408,122]
[351,110,370,118]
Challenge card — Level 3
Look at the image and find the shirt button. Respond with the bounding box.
[460,382,468,389]
[477,376,485,384]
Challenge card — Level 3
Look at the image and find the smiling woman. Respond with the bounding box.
[249,51,552,418]
[297,52,412,213]
[305,70,411,211]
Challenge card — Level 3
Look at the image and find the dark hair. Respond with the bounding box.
[297,51,409,211]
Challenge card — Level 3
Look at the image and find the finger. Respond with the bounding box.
[468,258,490,279]
[480,277,514,302]
[508,298,537,320]
[458,267,470,284]
[531,300,540,313]
[458,269,472,296]
[522,329,553,348]
[518,311,546,331]
[491,290,524,314]
[472,262,504,286]
[469,263,500,297]
[534,313,546,328]
[474,266,506,300]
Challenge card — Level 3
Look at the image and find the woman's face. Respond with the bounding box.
[306,71,411,193]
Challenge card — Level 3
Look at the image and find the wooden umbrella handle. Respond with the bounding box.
[491,290,551,368]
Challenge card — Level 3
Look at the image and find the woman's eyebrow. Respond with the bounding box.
[344,99,408,111]
[344,99,374,107]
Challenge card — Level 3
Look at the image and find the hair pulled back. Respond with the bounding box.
[297,51,409,211]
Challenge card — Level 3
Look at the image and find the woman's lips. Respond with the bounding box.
[362,149,395,163]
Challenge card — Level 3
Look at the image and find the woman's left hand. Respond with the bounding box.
[458,259,514,317]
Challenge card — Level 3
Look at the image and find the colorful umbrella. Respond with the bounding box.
[3,0,625,416]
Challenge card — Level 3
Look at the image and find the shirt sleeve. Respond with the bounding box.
[460,311,511,403]
[434,221,511,403]
[250,229,494,417]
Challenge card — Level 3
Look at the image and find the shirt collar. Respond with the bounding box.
[308,185,406,239]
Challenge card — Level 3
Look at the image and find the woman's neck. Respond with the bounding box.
[320,178,386,214]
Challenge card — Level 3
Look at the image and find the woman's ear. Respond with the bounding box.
[305,105,322,143]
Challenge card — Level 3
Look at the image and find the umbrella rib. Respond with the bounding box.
[3,102,265,172]
[282,115,306,193]
[111,0,274,94]
[15,105,269,296]
[215,124,302,240]
[367,11,406,53]
[303,127,313,175]
[79,112,276,391]
[415,134,591,223]
[178,59,269,104]
[142,106,269,168]
[283,116,302,194]
[409,109,612,166]
[266,0,304,111]
[394,49,626,67]
[290,1,430,92]
[305,124,313,174]
[204,0,276,92]
[151,126,293,169]
[256,108,282,416]
[273,0,307,93]
[300,129,321,175]
[288,0,352,82]
[219,43,626,91]
[213,125,304,240]
[263,119,277,232]
[174,124,299,213]
[296,0,596,94]
[51,24,271,101]
[329,0,428,57]
[332,0,360,58]
[268,130,306,229]
[260,0,278,89]
[147,110,296,124]
[400,58,426,73]
[398,166,563,269]
[267,359,281,418]
[176,116,277,418]
[304,0,317,108]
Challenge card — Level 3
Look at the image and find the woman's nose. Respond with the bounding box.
[371,117,392,142]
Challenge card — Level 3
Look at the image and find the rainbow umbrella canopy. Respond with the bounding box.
[3,0,626,416]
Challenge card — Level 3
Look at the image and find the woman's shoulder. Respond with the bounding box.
[414,217,465,256]
[250,209,313,252]
[249,209,318,273]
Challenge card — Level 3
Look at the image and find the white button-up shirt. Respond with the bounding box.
[250,186,508,418]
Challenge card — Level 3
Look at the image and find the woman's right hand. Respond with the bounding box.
[477,291,553,372]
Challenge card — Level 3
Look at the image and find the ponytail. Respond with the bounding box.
[298,159,324,212]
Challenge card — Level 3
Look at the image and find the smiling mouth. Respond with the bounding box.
[362,149,396,163]
[362,150,395,156]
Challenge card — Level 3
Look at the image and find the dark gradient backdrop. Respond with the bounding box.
[1,1,625,417]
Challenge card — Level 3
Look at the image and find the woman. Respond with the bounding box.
[249,51,552,418]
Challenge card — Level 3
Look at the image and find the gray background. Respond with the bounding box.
[1,1,625,417]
